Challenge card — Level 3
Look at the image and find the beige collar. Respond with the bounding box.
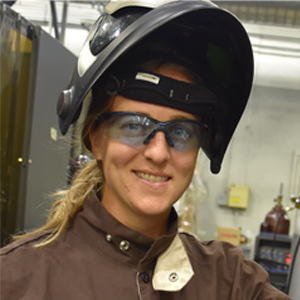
[153,234,194,292]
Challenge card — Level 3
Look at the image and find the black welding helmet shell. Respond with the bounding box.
[57,0,254,174]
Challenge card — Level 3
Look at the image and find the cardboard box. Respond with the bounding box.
[217,227,241,246]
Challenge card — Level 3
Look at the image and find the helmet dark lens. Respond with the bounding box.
[207,43,233,88]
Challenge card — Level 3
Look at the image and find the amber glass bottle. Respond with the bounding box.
[260,193,290,235]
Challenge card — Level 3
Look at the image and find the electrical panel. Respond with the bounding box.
[228,184,250,209]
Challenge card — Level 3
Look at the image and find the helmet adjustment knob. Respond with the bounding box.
[57,89,72,119]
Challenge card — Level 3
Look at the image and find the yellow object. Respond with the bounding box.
[217,227,241,246]
[228,184,249,209]
[11,29,32,53]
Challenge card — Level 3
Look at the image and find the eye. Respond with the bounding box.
[171,127,190,141]
[126,123,143,131]
[121,122,147,136]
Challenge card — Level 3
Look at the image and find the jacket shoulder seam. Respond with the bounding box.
[0,231,52,256]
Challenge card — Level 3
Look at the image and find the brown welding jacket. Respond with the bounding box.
[0,192,291,300]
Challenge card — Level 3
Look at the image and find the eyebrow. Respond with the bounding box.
[133,111,198,121]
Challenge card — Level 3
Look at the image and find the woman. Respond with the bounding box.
[0,1,292,299]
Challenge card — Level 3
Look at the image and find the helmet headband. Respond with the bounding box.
[104,71,217,116]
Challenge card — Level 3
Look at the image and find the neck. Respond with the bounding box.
[135,215,170,238]
[101,196,171,239]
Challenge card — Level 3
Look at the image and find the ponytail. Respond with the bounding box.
[13,159,103,247]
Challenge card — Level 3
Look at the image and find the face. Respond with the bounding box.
[90,65,199,230]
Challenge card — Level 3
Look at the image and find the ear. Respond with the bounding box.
[89,131,103,161]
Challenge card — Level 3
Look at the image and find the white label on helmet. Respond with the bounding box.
[136,72,160,85]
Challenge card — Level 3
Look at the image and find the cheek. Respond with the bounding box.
[175,150,198,178]
[101,139,138,173]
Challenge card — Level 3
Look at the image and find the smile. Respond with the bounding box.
[135,172,169,182]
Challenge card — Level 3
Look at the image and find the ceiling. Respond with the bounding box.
[2,1,300,89]
[6,1,299,56]
[215,1,300,28]
[5,1,300,30]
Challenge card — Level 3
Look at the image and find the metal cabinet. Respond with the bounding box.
[1,3,77,245]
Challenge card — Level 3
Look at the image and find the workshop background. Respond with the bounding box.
[1,0,300,296]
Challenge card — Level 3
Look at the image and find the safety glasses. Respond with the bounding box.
[97,112,207,152]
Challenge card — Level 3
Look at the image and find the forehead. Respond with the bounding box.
[153,63,194,84]
[110,95,199,121]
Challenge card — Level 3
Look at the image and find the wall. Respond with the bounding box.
[191,38,300,257]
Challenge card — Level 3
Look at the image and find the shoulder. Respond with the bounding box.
[179,232,292,300]
[0,230,54,278]
[1,230,60,299]
[179,233,257,276]
[0,229,57,280]
[179,231,259,273]
[179,232,244,262]
[0,230,52,256]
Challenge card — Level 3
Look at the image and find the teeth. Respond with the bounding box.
[136,172,168,182]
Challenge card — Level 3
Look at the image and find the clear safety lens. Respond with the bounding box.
[100,112,206,152]
[89,12,145,56]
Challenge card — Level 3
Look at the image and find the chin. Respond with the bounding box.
[132,198,174,217]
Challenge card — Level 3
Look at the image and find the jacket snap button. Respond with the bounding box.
[168,272,179,282]
[140,272,150,283]
[119,240,130,251]
[106,234,112,242]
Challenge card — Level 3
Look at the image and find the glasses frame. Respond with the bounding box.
[97,111,208,152]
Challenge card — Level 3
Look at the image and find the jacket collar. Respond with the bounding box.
[74,191,194,291]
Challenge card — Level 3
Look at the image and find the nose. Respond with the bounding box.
[143,131,171,163]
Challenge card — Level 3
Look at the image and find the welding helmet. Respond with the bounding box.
[57,0,253,174]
